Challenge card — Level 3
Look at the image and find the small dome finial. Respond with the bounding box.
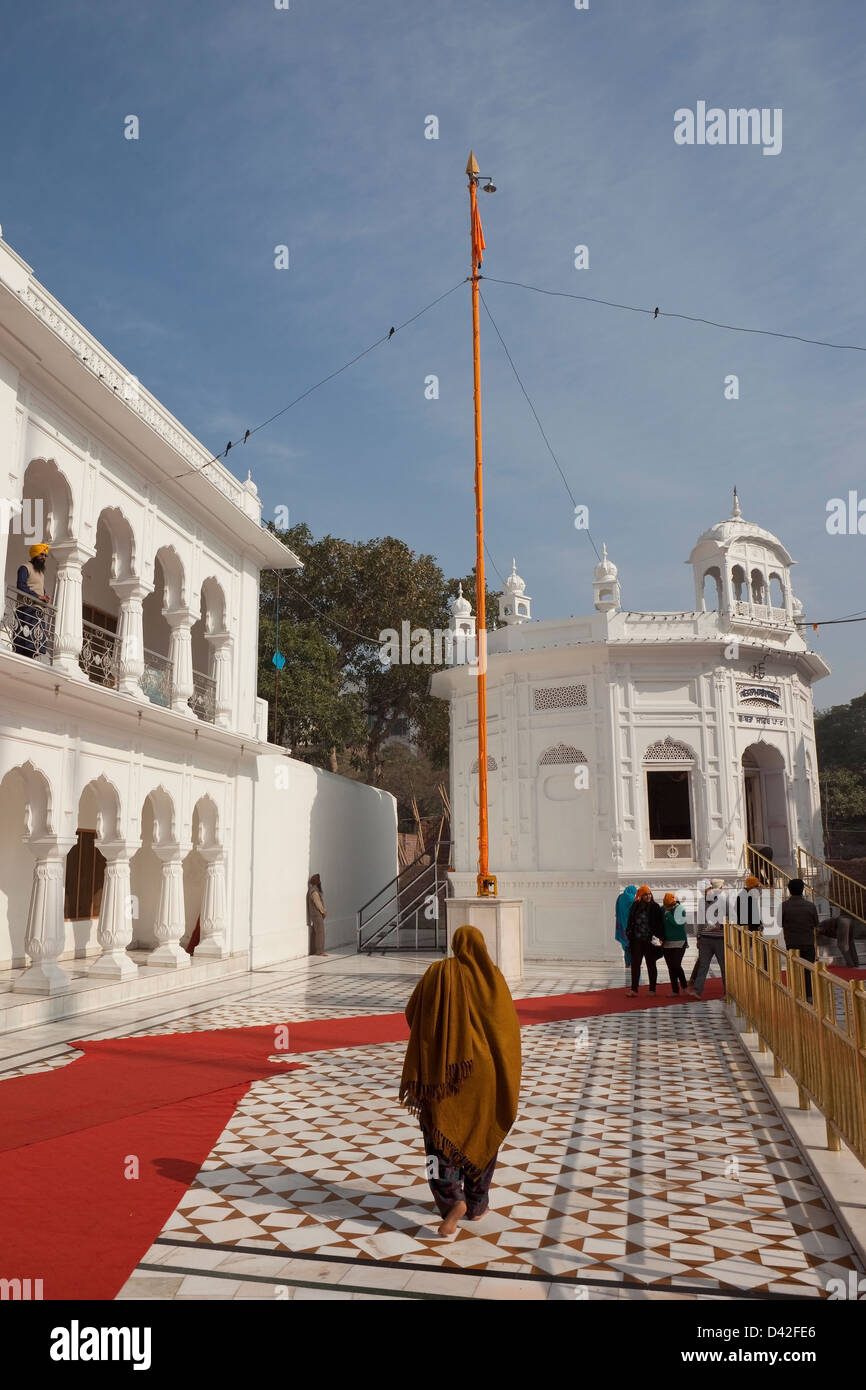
[732,486,742,519]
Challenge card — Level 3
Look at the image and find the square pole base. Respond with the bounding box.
[445,897,524,984]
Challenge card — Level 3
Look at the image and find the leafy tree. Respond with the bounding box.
[815,693,866,775]
[259,524,500,783]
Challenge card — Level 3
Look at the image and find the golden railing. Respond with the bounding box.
[725,921,866,1167]
[797,845,866,926]
[744,843,794,894]
[745,841,866,927]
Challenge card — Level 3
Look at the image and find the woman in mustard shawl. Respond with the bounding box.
[399,925,522,1236]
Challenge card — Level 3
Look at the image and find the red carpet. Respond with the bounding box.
[0,981,724,1300]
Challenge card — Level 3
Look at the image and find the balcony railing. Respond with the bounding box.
[140,647,173,708]
[189,669,216,723]
[0,586,56,661]
[80,618,120,688]
[733,601,788,625]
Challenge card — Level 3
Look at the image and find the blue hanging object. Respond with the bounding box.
[271,574,285,669]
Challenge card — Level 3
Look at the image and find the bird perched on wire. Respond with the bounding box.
[388,327,395,339]
[653,307,659,319]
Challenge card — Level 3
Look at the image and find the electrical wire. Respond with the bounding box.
[173,278,468,481]
[479,289,602,563]
[480,276,866,353]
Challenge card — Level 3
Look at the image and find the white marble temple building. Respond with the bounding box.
[431,500,829,960]
[0,230,397,1005]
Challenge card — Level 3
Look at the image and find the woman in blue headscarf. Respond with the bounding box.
[615,885,636,967]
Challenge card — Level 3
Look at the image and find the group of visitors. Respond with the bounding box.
[615,875,839,1002]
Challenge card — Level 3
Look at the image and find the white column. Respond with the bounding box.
[50,540,94,679]
[114,578,150,699]
[165,607,196,717]
[208,631,233,728]
[13,838,75,994]
[146,846,191,969]
[194,847,229,959]
[88,842,139,978]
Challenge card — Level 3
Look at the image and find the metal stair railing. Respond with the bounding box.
[746,842,866,929]
[797,846,866,927]
[357,843,451,954]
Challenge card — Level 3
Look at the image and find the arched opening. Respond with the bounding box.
[189,577,226,722]
[79,511,134,687]
[536,745,593,872]
[129,786,176,952]
[141,552,179,707]
[702,567,722,612]
[731,564,746,604]
[1,459,73,663]
[768,573,785,611]
[0,769,35,968]
[643,737,696,863]
[0,760,54,969]
[742,743,790,866]
[750,568,767,606]
[182,796,220,949]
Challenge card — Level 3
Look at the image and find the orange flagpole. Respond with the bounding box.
[466,152,495,897]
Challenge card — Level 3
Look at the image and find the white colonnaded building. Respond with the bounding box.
[0,229,396,1028]
[431,498,829,961]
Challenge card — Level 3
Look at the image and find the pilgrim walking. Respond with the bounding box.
[399,925,522,1237]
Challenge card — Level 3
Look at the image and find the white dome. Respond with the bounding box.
[690,491,793,565]
[504,557,526,595]
[451,582,472,617]
[594,542,618,581]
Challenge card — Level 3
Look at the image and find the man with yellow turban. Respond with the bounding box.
[14,543,52,658]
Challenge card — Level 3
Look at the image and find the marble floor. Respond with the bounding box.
[2,948,862,1301]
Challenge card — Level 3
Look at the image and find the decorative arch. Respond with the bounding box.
[538,745,588,767]
[731,564,746,603]
[702,567,722,612]
[95,505,137,581]
[140,784,178,848]
[768,571,786,609]
[470,754,498,774]
[750,568,767,605]
[19,456,75,543]
[154,544,186,611]
[76,772,123,843]
[643,737,696,764]
[0,759,54,838]
[200,575,227,634]
[192,793,221,849]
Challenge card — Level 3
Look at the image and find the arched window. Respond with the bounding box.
[750,568,766,605]
[470,755,498,773]
[643,738,696,861]
[768,573,785,610]
[731,565,746,603]
[538,744,587,766]
[702,567,722,612]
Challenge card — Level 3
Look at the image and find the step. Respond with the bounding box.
[0,949,250,1035]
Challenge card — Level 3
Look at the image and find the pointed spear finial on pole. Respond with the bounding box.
[466,150,480,176]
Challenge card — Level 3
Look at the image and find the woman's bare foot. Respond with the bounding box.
[437,1201,467,1236]
[467,1208,488,1222]
[626,989,637,997]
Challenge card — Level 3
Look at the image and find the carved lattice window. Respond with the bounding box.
[538,744,587,766]
[533,684,588,711]
[470,755,498,773]
[643,736,696,763]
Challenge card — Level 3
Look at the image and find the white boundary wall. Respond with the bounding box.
[250,755,398,967]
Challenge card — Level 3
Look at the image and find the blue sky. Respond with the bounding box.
[2,0,864,705]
